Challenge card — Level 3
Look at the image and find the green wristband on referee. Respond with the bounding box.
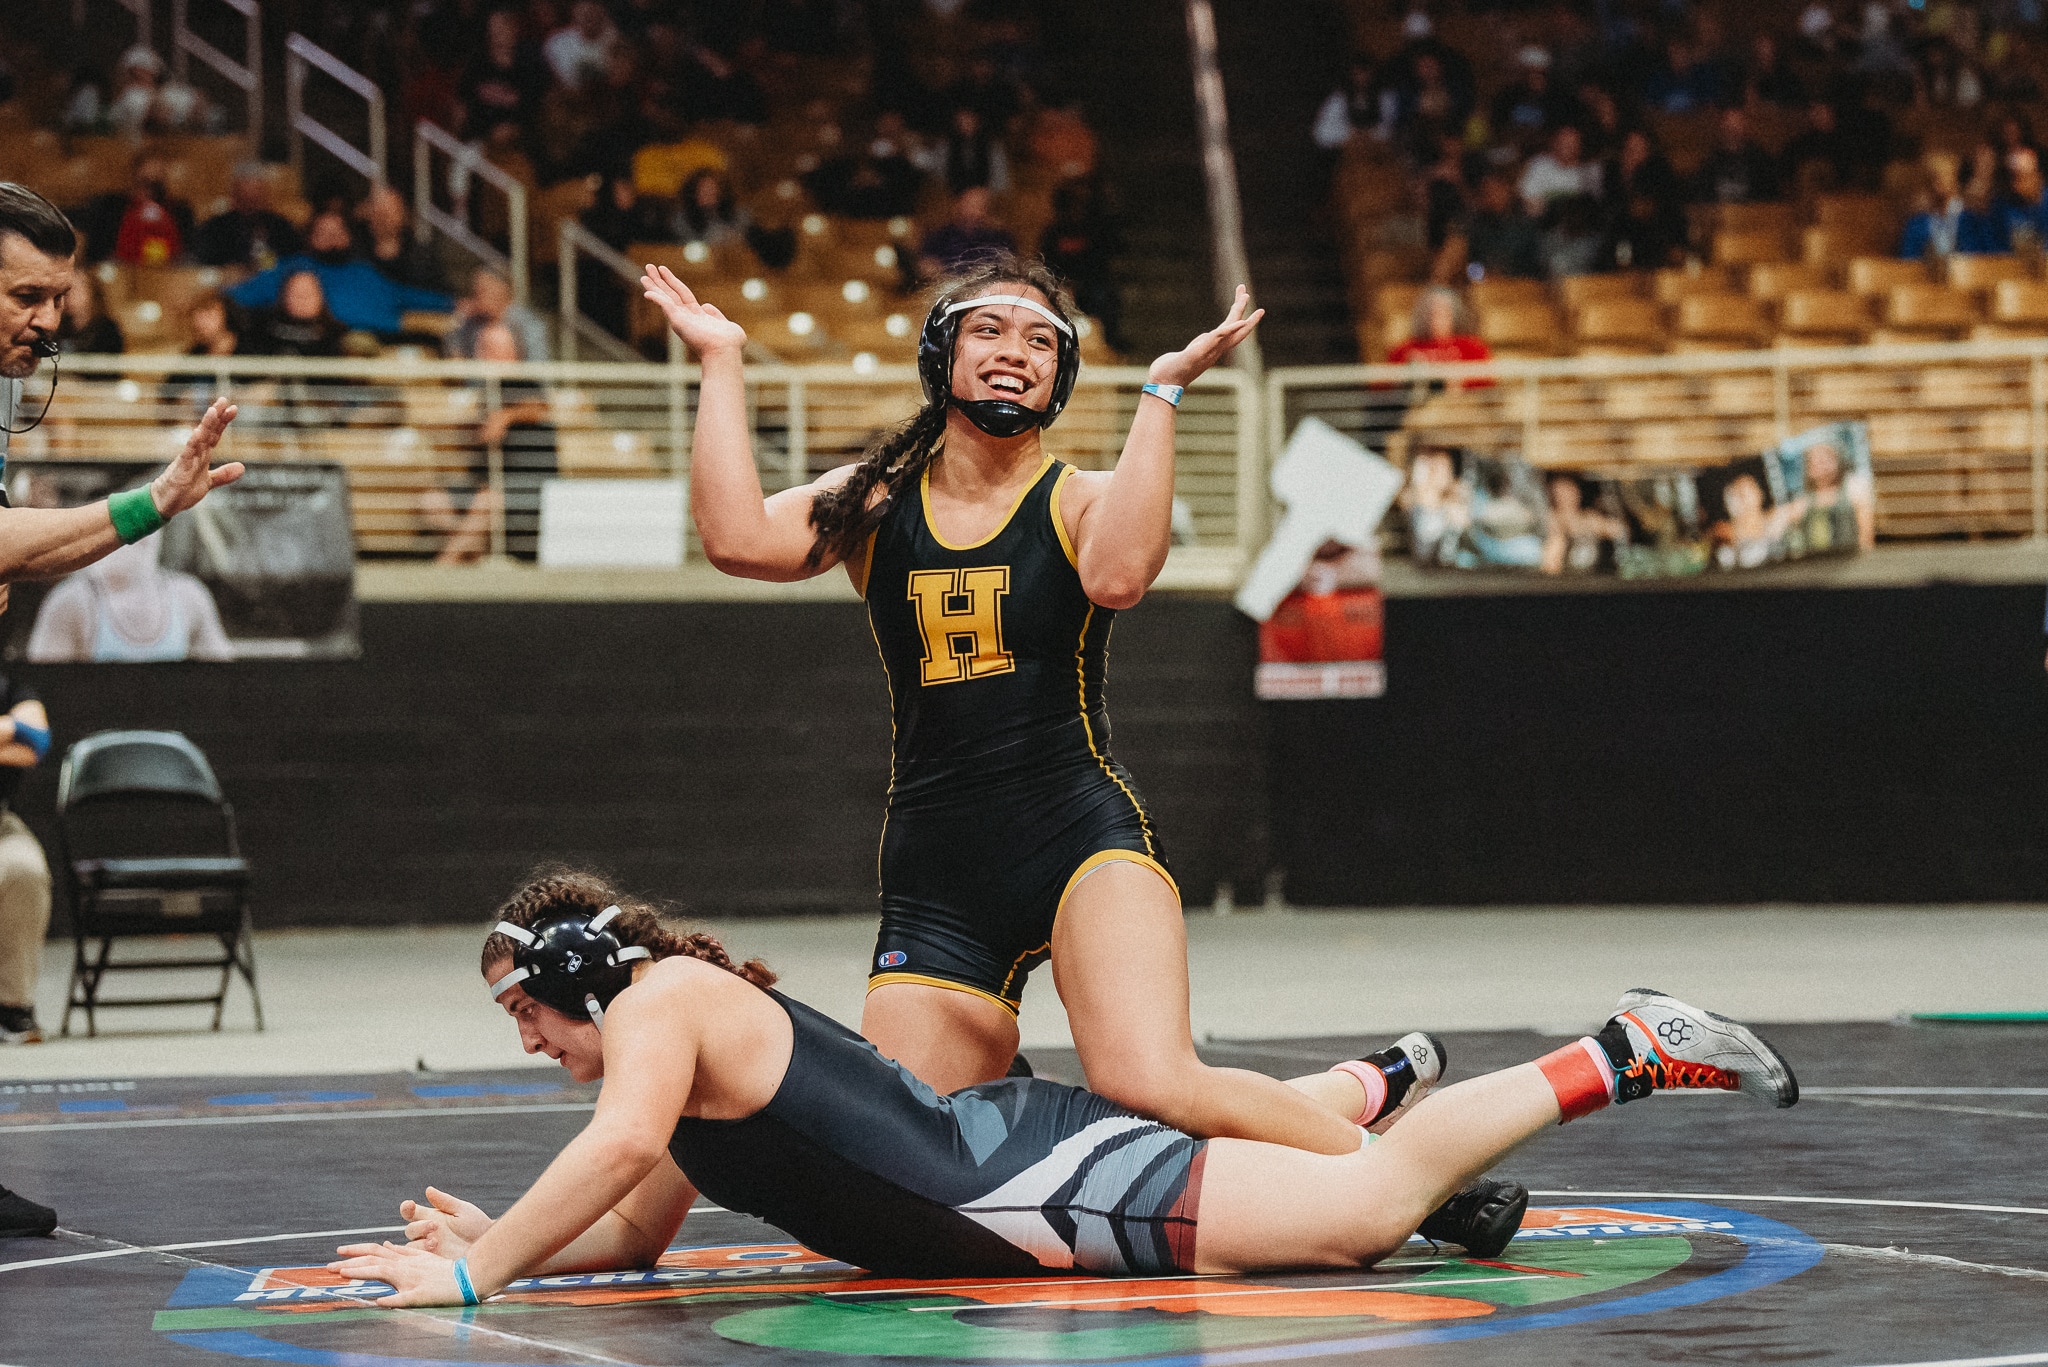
[107,487,166,544]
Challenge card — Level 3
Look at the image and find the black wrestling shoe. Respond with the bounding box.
[0,1004,41,1045]
[0,1186,57,1238]
[1416,1178,1528,1259]
[1005,1053,1034,1078]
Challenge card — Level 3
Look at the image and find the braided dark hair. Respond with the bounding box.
[481,866,777,992]
[804,250,1076,568]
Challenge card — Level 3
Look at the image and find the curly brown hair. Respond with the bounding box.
[480,866,777,993]
[803,250,1076,569]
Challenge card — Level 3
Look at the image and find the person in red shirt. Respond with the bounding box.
[1389,286,1490,365]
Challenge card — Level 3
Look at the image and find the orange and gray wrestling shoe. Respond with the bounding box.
[1596,989,1799,1108]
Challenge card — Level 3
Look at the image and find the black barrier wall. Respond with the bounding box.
[14,598,1267,927]
[14,583,2047,927]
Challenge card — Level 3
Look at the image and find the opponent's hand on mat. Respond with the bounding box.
[1147,284,1264,390]
[642,264,749,358]
[399,1186,492,1257]
[149,397,245,518]
[328,1239,464,1307]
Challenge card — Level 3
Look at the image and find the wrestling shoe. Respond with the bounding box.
[1595,989,1798,1108]
[0,1186,57,1238]
[1350,1031,1447,1130]
[1416,1178,1528,1259]
[0,1005,41,1045]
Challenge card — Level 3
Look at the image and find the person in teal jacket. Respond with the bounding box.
[227,209,451,339]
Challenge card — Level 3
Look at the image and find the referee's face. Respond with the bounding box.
[0,233,73,380]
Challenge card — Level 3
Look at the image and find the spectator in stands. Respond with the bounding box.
[1420,132,1476,251]
[1390,288,1489,365]
[356,185,447,294]
[1387,52,1473,162]
[936,106,1011,196]
[1490,47,1566,152]
[60,63,107,132]
[1689,107,1781,205]
[27,531,232,663]
[674,38,768,126]
[631,122,730,201]
[1028,101,1100,181]
[674,169,752,250]
[1519,125,1602,218]
[192,164,303,272]
[1606,127,1686,270]
[244,269,348,358]
[461,8,550,136]
[76,154,195,266]
[1039,176,1125,354]
[184,292,243,359]
[1782,100,1854,193]
[1996,147,2048,249]
[104,46,213,134]
[1311,56,1378,154]
[1745,34,1807,107]
[447,267,549,362]
[1646,34,1732,113]
[1900,150,2007,257]
[0,674,52,1047]
[228,211,455,341]
[55,273,122,355]
[1374,11,1475,140]
[916,186,1017,280]
[1437,171,1543,282]
[946,53,1023,135]
[544,1,622,92]
[424,320,556,563]
[583,173,669,249]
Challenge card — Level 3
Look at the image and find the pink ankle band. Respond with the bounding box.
[1329,1059,1388,1126]
[1537,1039,1613,1124]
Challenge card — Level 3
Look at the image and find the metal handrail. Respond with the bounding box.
[556,221,646,363]
[285,33,386,186]
[172,0,262,137]
[414,119,528,304]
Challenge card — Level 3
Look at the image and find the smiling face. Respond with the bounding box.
[948,286,1063,412]
[485,959,607,1082]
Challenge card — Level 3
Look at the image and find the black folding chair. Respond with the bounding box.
[56,730,261,1036]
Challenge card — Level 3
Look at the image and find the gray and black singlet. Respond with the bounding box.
[855,455,1174,1013]
[667,989,1207,1278]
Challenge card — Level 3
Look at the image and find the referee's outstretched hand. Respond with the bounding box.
[642,264,750,358]
[148,397,244,518]
[1147,283,1264,389]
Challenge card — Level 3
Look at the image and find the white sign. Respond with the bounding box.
[1234,417,1403,622]
[538,479,686,568]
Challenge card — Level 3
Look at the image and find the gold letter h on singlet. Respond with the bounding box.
[907,567,1015,685]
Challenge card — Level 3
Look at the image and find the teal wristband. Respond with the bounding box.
[107,487,166,545]
[452,1256,480,1305]
[1141,382,1184,407]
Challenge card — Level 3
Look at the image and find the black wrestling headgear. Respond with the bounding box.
[488,905,652,1030]
[918,290,1080,438]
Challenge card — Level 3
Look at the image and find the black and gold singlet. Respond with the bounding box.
[855,455,1174,1013]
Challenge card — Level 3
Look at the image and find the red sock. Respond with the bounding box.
[1536,1038,1617,1124]
[1328,1060,1388,1126]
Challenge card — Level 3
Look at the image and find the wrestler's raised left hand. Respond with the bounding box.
[1146,284,1264,389]
[149,397,245,518]
[328,1238,465,1307]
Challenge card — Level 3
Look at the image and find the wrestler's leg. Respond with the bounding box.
[863,981,1019,1094]
[1052,861,1362,1155]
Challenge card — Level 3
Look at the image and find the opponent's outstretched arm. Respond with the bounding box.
[1069,287,1262,608]
[642,265,855,581]
[331,987,700,1306]
[0,397,243,580]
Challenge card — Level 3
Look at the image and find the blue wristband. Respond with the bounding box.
[10,721,48,762]
[452,1256,480,1306]
[1141,382,1184,407]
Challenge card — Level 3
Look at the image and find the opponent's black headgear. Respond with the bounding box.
[487,905,652,1030]
[918,289,1080,438]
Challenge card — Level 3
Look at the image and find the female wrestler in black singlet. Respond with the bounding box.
[647,252,1390,1158]
[330,871,1797,1306]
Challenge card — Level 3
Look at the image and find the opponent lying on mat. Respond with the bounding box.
[333,871,1799,1306]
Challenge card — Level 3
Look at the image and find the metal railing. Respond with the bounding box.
[173,0,263,137]
[285,33,385,189]
[557,222,657,364]
[1267,338,2048,542]
[16,355,1259,566]
[415,119,528,305]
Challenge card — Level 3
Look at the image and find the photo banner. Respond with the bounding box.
[1398,422,1874,580]
[2,460,360,662]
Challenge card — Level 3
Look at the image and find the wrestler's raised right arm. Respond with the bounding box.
[641,265,857,582]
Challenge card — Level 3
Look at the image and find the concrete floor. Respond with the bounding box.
[4,904,2044,1080]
